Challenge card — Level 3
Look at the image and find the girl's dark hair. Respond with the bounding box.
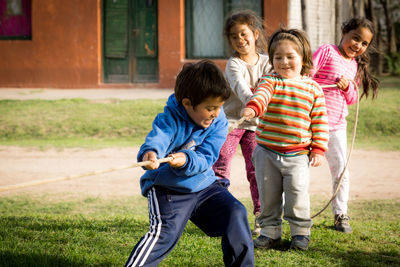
[268,27,313,75]
[223,10,268,55]
[174,60,231,107]
[341,17,379,99]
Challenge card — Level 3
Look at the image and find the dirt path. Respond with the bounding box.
[0,146,399,201]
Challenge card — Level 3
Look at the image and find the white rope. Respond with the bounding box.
[229,83,339,132]
[228,117,247,132]
[312,80,359,218]
[0,157,173,192]
[227,79,359,218]
[1,79,359,211]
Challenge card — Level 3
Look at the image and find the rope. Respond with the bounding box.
[228,80,359,218]
[311,81,359,218]
[228,117,246,132]
[0,157,173,193]
[1,79,359,217]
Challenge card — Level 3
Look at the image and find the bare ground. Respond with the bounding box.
[0,146,399,201]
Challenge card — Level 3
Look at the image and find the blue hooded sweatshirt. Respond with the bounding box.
[137,94,228,196]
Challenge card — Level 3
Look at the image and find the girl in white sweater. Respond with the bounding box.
[213,10,270,235]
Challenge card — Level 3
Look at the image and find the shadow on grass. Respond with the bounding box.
[378,75,400,88]
[0,215,218,266]
[1,215,144,234]
[312,247,400,266]
[0,215,143,266]
[0,251,100,267]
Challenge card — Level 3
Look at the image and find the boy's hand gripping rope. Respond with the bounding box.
[0,157,173,193]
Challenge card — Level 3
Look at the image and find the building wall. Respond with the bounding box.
[288,0,360,52]
[0,0,288,89]
[0,0,101,88]
[305,0,335,51]
[288,0,302,30]
[157,0,185,89]
[264,0,289,36]
[288,0,336,51]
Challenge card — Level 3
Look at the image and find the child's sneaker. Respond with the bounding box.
[252,212,261,236]
[335,214,352,233]
[290,235,310,250]
[254,235,281,249]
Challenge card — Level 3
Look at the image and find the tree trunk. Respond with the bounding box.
[380,0,397,55]
[376,15,385,74]
[365,0,382,74]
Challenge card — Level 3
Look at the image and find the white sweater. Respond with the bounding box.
[224,53,271,131]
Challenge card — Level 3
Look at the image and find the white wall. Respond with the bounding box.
[288,0,348,52]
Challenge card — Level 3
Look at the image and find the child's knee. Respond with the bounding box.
[228,201,248,220]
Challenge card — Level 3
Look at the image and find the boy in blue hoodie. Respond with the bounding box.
[125,60,254,267]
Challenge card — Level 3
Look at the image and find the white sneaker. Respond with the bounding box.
[334,214,352,233]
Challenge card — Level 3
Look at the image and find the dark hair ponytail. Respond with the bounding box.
[355,53,379,99]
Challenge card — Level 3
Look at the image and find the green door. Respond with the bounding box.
[131,0,158,82]
[103,0,158,83]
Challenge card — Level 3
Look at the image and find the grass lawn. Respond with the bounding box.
[0,76,399,266]
[0,195,399,266]
[347,76,400,150]
[0,76,399,150]
[0,98,165,148]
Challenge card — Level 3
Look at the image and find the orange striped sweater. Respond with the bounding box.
[247,73,329,155]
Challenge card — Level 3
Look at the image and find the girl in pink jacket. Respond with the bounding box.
[312,17,379,233]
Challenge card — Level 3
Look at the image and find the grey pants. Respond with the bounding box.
[252,145,312,239]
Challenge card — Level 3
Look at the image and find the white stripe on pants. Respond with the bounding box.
[126,188,162,267]
[325,129,350,215]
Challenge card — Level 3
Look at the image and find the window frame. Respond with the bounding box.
[0,0,32,40]
[184,0,263,59]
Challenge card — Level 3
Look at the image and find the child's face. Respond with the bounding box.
[229,23,258,57]
[182,96,225,128]
[339,26,373,59]
[272,40,302,79]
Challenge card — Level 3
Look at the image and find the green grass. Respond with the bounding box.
[0,79,399,265]
[0,98,165,148]
[347,77,400,150]
[0,77,399,150]
[0,195,399,266]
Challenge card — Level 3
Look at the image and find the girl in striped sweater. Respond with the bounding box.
[312,17,379,234]
[241,28,329,250]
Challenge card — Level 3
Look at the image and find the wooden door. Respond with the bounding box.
[131,0,158,82]
[103,0,158,83]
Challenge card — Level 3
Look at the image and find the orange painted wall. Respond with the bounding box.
[157,0,288,88]
[0,0,100,88]
[264,0,289,36]
[0,0,288,89]
[157,0,184,88]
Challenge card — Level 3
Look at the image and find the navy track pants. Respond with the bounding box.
[125,182,254,267]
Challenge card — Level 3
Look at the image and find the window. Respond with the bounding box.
[185,0,262,59]
[0,0,32,40]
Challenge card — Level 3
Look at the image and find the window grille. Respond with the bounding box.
[185,0,262,59]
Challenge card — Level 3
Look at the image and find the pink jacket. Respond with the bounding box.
[312,44,358,131]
